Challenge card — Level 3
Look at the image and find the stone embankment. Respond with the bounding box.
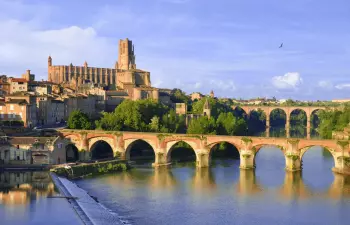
[51,160,130,179]
[51,173,125,225]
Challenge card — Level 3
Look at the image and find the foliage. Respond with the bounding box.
[187,116,217,134]
[95,99,168,132]
[159,109,186,133]
[192,97,233,119]
[216,112,247,135]
[67,110,92,130]
[170,88,190,104]
[317,106,350,139]
[51,160,130,179]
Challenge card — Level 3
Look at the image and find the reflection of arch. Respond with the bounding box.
[90,140,114,160]
[66,144,79,163]
[125,139,155,161]
[166,141,197,163]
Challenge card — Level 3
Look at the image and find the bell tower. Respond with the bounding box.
[117,38,136,70]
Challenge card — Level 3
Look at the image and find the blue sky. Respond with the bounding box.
[0,0,349,100]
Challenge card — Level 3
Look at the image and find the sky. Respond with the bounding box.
[0,0,349,100]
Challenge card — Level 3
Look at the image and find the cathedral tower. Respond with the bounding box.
[117,38,136,70]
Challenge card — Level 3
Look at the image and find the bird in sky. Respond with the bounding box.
[279,43,283,48]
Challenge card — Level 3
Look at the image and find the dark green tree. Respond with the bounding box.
[67,110,92,130]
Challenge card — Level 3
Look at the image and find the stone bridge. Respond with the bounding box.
[58,129,350,175]
[232,105,330,138]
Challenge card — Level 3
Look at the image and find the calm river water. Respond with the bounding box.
[0,171,82,225]
[75,146,350,225]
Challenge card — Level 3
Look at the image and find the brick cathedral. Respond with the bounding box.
[48,38,158,100]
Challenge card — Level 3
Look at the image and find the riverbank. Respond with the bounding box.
[51,173,124,225]
[50,160,131,179]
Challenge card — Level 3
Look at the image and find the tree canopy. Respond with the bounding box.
[67,110,92,130]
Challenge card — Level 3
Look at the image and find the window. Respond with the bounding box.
[21,106,24,111]
[17,145,19,149]
[0,106,2,110]
[10,105,14,110]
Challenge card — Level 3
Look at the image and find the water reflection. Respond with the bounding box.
[1,171,82,225]
[191,168,217,193]
[0,171,56,206]
[235,169,263,196]
[278,171,312,201]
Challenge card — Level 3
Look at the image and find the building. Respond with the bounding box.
[332,99,350,103]
[191,92,204,101]
[175,103,187,115]
[8,77,28,94]
[0,136,58,165]
[63,94,97,119]
[0,99,36,128]
[48,38,159,102]
[210,90,214,98]
[37,98,65,125]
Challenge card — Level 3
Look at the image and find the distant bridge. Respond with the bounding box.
[57,129,350,175]
[232,105,332,138]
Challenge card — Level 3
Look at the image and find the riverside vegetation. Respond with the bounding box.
[66,88,349,139]
[51,160,130,179]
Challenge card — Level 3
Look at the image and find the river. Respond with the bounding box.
[0,171,82,225]
[73,146,350,225]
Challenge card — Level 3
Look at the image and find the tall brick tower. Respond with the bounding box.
[116,38,136,70]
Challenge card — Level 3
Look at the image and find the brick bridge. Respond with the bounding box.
[58,129,350,175]
[232,106,330,139]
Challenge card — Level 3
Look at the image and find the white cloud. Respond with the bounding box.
[318,80,333,89]
[335,83,350,90]
[0,19,114,79]
[272,72,303,89]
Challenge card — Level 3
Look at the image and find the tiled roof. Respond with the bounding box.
[6,99,28,105]
[6,137,56,145]
[11,78,27,83]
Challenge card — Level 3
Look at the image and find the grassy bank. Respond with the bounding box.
[51,160,131,179]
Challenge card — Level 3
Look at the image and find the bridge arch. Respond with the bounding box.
[66,144,79,163]
[90,140,114,160]
[166,140,197,164]
[208,141,240,166]
[253,144,287,169]
[299,145,336,162]
[125,139,156,161]
[88,137,115,152]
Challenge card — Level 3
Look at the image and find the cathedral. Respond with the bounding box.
[48,38,158,100]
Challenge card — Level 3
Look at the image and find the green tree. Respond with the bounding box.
[160,109,186,133]
[216,112,248,135]
[187,116,217,134]
[149,116,160,132]
[67,110,92,129]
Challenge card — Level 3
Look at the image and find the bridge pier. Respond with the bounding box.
[332,155,350,175]
[79,151,90,161]
[285,153,301,172]
[196,151,210,168]
[266,119,270,138]
[239,150,255,169]
[152,150,171,167]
